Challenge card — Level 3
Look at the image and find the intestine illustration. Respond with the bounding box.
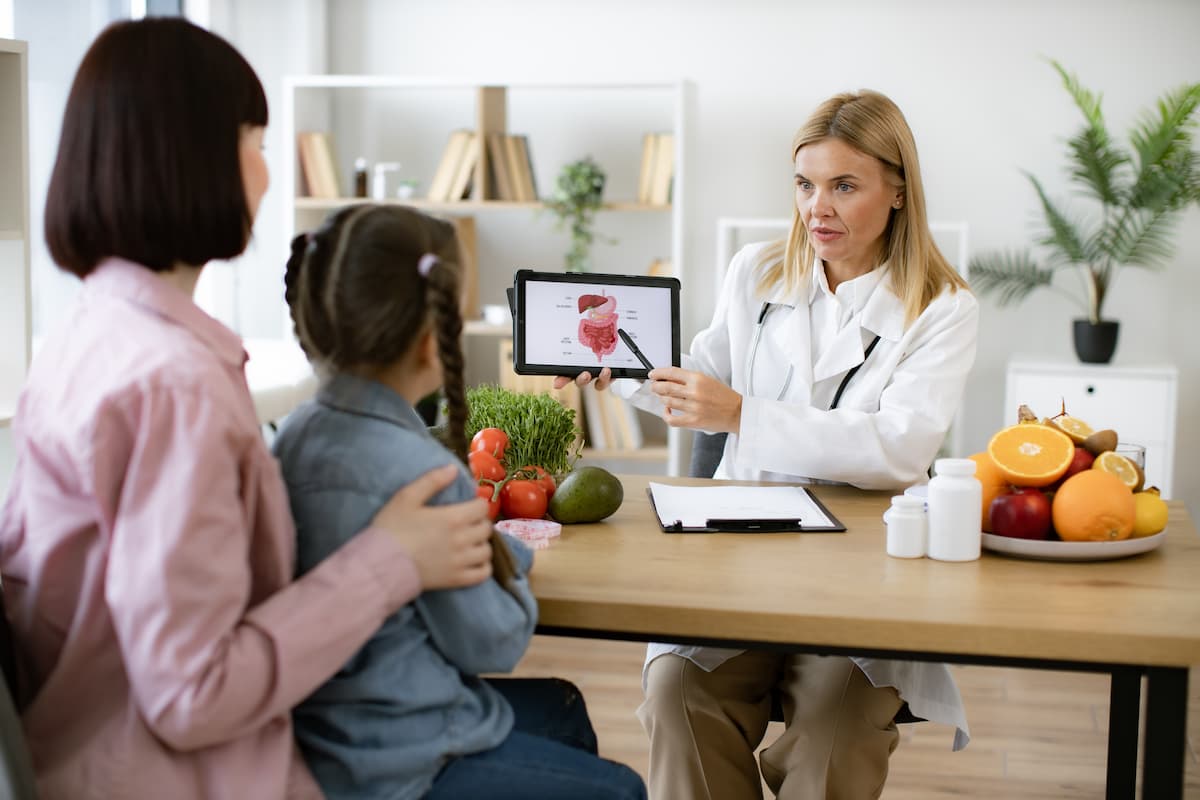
[577,292,619,360]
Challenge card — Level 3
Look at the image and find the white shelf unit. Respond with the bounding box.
[281,76,686,469]
[1005,358,1178,498]
[0,38,30,428]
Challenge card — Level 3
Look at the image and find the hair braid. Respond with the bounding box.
[425,263,468,465]
[422,252,517,588]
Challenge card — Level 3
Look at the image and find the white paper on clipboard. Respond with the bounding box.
[647,482,843,532]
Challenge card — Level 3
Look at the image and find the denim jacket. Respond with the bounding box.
[272,373,537,800]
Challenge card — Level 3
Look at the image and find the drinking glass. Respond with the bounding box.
[1115,442,1146,470]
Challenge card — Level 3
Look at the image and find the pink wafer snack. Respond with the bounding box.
[496,518,562,548]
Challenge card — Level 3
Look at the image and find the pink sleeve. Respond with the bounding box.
[98,385,420,752]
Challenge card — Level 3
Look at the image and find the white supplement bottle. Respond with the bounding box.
[886,495,927,558]
[926,458,982,561]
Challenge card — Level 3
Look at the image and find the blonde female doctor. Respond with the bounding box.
[561,89,978,800]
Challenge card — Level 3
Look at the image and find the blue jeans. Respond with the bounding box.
[426,678,646,800]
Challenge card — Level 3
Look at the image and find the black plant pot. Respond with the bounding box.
[1072,319,1120,364]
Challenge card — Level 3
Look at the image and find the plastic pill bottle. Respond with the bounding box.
[926,458,982,562]
[886,494,927,559]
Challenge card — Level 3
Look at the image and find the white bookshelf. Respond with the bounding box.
[0,38,29,427]
[280,77,687,468]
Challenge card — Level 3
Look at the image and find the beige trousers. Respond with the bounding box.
[637,651,902,800]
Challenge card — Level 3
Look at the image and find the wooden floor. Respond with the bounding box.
[512,635,1200,799]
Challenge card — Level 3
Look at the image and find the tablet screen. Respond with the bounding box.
[512,270,681,379]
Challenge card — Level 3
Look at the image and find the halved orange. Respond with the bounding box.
[1093,451,1144,492]
[1046,415,1094,444]
[986,424,1075,487]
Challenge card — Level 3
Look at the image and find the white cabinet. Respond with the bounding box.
[0,38,30,427]
[1004,359,1178,498]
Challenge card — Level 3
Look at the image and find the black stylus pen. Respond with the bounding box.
[617,327,655,371]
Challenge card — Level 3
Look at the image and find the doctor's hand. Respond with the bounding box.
[648,367,742,434]
[553,367,613,391]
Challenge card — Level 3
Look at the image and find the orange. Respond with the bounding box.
[986,424,1075,487]
[1092,451,1144,492]
[969,451,1010,532]
[1052,470,1135,542]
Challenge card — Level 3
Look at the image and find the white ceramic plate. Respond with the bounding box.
[981,531,1166,562]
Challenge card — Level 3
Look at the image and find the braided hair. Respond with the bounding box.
[284,204,517,586]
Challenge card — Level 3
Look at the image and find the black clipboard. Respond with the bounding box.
[645,485,847,534]
[509,270,681,379]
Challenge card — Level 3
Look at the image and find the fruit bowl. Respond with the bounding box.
[981,531,1166,562]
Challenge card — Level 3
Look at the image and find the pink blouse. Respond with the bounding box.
[0,258,421,800]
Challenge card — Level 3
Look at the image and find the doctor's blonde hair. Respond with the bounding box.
[757,90,968,325]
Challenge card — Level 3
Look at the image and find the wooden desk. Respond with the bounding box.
[529,475,1200,799]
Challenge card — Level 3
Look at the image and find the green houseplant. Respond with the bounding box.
[544,156,613,272]
[970,60,1200,363]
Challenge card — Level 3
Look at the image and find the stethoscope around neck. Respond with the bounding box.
[747,301,882,410]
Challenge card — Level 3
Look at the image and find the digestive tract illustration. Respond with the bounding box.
[577,292,619,360]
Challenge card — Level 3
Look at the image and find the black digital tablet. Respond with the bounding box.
[511,270,681,379]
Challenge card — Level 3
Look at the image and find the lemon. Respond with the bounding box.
[1047,414,1094,444]
[1131,490,1168,537]
[1093,451,1144,492]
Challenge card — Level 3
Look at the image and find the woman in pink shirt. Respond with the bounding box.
[0,18,496,800]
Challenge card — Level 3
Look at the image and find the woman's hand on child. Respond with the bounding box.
[648,367,743,434]
[372,464,495,590]
[553,367,613,392]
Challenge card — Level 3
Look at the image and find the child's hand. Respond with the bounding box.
[372,464,494,590]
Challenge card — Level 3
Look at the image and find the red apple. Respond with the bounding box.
[1062,446,1096,481]
[989,487,1053,540]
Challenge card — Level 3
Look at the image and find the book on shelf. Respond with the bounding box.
[502,136,529,202]
[486,133,515,201]
[516,135,539,201]
[637,133,658,204]
[297,131,340,199]
[501,134,538,202]
[446,132,481,201]
[648,132,675,206]
[581,389,642,452]
[427,129,472,202]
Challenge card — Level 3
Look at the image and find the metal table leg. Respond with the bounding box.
[1105,667,1141,800]
[1142,666,1188,799]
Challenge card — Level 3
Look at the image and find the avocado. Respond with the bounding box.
[548,466,624,524]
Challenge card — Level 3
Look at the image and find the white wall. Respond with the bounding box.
[325,0,1200,514]
[3,0,1198,515]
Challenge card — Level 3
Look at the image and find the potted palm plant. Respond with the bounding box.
[970,60,1200,363]
[544,156,613,273]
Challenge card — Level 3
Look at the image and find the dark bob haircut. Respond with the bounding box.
[44,17,268,277]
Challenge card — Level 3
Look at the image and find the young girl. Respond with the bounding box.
[274,203,646,800]
[0,18,497,800]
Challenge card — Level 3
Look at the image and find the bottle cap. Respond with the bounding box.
[354,157,368,169]
[890,495,926,511]
[934,457,977,477]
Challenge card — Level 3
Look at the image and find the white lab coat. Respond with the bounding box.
[619,241,978,750]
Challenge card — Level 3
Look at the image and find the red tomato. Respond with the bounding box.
[475,482,501,521]
[471,427,509,459]
[468,450,505,483]
[519,465,557,500]
[499,479,548,520]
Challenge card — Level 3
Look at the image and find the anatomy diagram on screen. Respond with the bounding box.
[577,292,619,360]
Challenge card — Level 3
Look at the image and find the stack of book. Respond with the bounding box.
[636,132,675,206]
[427,130,539,202]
